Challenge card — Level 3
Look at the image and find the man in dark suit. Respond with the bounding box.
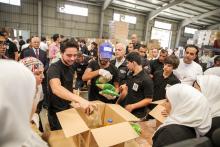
[20,36,48,69]
[20,36,49,112]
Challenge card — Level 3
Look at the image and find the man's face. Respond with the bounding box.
[127,61,134,71]
[139,47,146,57]
[131,34,137,44]
[115,44,125,59]
[159,52,168,63]
[128,44,134,53]
[62,47,78,66]
[3,32,9,39]
[31,37,40,49]
[215,61,220,67]
[184,47,197,64]
[163,64,173,74]
[0,36,7,56]
[76,55,84,63]
[152,49,158,58]
[99,57,110,66]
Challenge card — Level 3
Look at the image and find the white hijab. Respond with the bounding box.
[197,75,220,118]
[204,67,220,77]
[158,84,212,137]
[0,60,47,147]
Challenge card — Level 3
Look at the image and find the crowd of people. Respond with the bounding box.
[0,27,220,147]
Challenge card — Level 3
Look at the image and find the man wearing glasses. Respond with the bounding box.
[0,32,8,59]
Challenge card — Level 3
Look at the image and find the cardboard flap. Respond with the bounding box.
[57,108,89,137]
[107,104,140,122]
[151,99,167,105]
[91,122,139,147]
[48,130,78,147]
[149,105,166,123]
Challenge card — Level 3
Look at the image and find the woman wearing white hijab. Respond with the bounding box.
[152,84,212,147]
[195,75,220,139]
[0,60,48,147]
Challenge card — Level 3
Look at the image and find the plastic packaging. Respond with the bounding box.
[96,76,110,84]
[96,83,115,91]
[99,89,119,97]
[106,118,113,126]
[131,123,142,135]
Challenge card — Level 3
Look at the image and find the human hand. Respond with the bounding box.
[99,69,112,80]
[125,104,134,112]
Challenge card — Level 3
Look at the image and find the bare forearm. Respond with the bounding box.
[132,98,152,110]
[82,70,99,81]
[52,85,85,103]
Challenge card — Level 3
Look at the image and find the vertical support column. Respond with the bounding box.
[144,19,150,43]
[175,27,182,47]
[38,0,42,37]
[99,10,104,38]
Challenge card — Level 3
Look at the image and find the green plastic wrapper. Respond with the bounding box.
[96,83,115,91]
[131,123,142,135]
[99,89,119,97]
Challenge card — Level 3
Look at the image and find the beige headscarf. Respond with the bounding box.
[0,60,47,147]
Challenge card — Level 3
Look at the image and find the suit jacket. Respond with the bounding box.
[20,47,49,70]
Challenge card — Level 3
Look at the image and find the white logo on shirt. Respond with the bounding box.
[132,83,139,91]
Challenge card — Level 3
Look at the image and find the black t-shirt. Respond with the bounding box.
[153,70,180,101]
[150,59,164,75]
[87,60,119,103]
[73,56,90,80]
[6,39,18,60]
[47,60,75,113]
[124,70,153,118]
[89,48,98,58]
[141,57,151,74]
[110,59,128,85]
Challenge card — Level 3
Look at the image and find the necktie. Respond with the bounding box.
[35,48,39,59]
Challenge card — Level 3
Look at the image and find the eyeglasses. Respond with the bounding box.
[0,41,8,46]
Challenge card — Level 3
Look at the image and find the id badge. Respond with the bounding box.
[132,83,139,91]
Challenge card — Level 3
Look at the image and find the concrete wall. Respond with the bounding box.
[0,0,191,48]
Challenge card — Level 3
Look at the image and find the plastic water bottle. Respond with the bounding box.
[106,118,113,126]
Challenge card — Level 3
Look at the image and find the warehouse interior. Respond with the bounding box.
[0,0,220,147]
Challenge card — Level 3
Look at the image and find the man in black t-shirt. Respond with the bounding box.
[117,52,153,119]
[82,42,119,103]
[73,52,91,90]
[47,38,94,130]
[2,29,18,60]
[150,49,168,77]
[153,55,180,102]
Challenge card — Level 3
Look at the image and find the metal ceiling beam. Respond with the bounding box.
[102,0,113,10]
[180,8,220,27]
[207,23,220,30]
[147,0,187,20]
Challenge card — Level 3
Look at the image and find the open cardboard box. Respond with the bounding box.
[48,101,140,147]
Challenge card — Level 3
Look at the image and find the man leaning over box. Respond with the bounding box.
[47,38,94,130]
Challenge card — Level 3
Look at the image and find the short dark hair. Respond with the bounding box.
[164,55,180,69]
[52,34,60,42]
[80,39,86,44]
[126,52,142,65]
[26,38,31,43]
[60,38,79,53]
[0,31,5,37]
[185,44,199,55]
[91,42,97,48]
[140,44,146,49]
[214,55,220,64]
[41,36,46,42]
[160,49,168,54]
[19,36,23,39]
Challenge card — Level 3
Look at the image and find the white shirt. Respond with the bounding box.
[40,42,48,52]
[115,57,125,68]
[204,67,220,77]
[21,43,30,50]
[173,59,203,85]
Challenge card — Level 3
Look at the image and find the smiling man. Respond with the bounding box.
[173,45,203,86]
[0,31,8,59]
[47,38,94,130]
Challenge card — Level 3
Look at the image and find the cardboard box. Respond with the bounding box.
[51,101,140,147]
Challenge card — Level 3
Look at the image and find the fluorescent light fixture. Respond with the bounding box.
[0,0,20,6]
